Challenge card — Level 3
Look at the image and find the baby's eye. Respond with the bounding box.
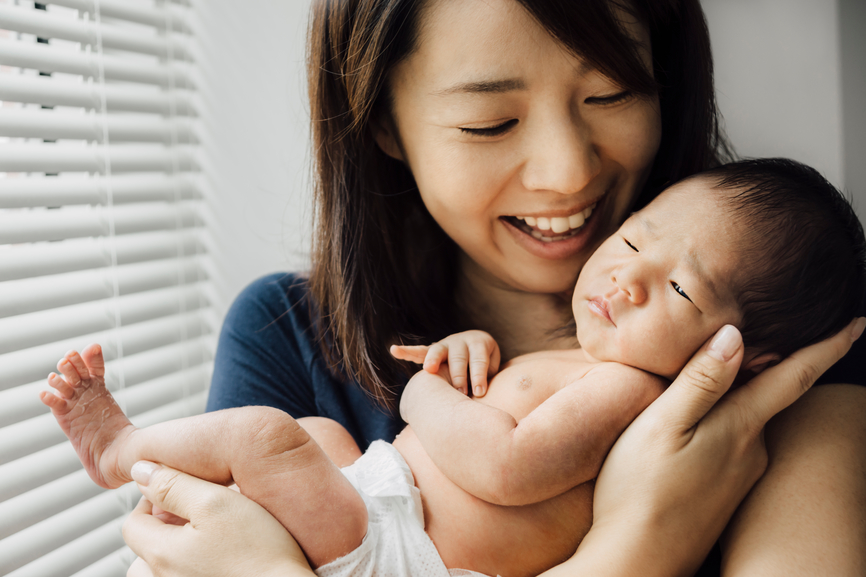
[671,281,692,302]
[460,119,518,137]
[624,238,639,252]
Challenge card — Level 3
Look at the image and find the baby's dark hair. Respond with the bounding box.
[697,158,866,360]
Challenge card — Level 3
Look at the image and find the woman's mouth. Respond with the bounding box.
[504,202,597,242]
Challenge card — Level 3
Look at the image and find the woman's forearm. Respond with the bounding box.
[721,384,866,576]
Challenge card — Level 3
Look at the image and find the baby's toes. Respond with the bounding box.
[66,350,91,381]
[47,372,75,398]
[80,344,106,378]
[57,356,83,387]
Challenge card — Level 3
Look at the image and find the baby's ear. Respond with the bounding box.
[741,351,782,375]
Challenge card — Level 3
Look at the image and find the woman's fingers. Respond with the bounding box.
[726,317,864,431]
[651,325,744,431]
[122,462,312,577]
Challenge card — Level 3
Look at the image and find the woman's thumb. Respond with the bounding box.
[652,325,744,430]
[131,461,228,522]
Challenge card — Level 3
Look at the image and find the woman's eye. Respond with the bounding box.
[624,238,639,252]
[459,119,518,137]
[586,91,633,106]
[671,281,692,302]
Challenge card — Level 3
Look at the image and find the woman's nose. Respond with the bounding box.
[521,113,601,195]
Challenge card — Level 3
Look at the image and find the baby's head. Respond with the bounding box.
[573,158,866,379]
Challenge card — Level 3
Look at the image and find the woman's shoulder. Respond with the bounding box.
[229,272,313,322]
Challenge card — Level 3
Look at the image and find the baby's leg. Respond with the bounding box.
[41,345,367,568]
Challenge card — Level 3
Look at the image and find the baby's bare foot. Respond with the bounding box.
[40,344,135,489]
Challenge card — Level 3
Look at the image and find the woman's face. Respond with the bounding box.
[378,0,662,295]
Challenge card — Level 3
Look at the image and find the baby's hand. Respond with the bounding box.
[390,330,500,397]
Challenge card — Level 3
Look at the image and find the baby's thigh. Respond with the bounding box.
[298,416,363,467]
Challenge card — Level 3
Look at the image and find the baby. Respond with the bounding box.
[40,159,865,577]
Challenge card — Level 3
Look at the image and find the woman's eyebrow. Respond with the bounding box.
[432,78,526,96]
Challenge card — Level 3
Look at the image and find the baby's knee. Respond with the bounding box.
[234,406,310,459]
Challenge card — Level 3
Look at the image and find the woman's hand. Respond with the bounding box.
[545,319,863,577]
[390,330,501,397]
[123,461,315,577]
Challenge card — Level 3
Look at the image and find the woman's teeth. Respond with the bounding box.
[515,203,596,242]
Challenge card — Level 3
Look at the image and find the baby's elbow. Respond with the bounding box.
[480,466,536,506]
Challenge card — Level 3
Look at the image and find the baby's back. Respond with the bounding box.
[393,350,663,577]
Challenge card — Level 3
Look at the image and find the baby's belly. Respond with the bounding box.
[393,427,594,577]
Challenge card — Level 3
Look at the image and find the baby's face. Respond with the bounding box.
[572,179,745,379]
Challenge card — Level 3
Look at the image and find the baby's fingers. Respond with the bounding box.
[446,343,470,395]
[423,343,449,374]
[469,340,501,397]
[389,344,429,365]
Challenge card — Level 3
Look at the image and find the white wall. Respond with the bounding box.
[193,0,313,311]
[702,0,866,223]
[840,0,866,220]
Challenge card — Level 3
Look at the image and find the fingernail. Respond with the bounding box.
[131,461,158,486]
[707,325,741,362]
[474,386,482,396]
[851,317,866,342]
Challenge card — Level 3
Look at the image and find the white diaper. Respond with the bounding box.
[315,441,491,577]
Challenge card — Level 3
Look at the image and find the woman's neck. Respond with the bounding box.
[454,254,579,362]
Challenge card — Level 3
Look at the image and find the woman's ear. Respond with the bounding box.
[741,351,782,375]
[372,114,405,162]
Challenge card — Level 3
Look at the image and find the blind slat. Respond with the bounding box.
[46,0,193,34]
[0,108,198,143]
[0,489,131,575]
[0,362,210,464]
[0,257,206,318]
[0,337,211,428]
[0,202,201,245]
[0,469,100,541]
[0,143,198,175]
[0,283,208,355]
[0,391,207,501]
[0,39,194,88]
[0,75,197,115]
[68,546,133,577]
[0,5,193,60]
[0,174,200,209]
[0,310,211,391]
[0,229,205,281]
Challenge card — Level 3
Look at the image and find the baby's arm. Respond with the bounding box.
[400,362,667,506]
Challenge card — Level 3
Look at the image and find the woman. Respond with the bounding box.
[122,0,866,575]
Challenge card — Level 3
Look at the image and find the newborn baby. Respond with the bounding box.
[40,159,865,577]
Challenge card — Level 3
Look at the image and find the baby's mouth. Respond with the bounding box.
[504,203,597,243]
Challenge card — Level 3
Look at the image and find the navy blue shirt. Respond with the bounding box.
[207,272,865,576]
[207,273,405,450]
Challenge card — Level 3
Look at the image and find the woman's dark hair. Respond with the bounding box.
[702,158,866,360]
[306,0,732,408]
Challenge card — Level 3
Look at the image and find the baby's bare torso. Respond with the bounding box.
[393,349,608,577]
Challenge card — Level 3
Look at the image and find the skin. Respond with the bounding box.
[375,0,661,360]
[121,0,866,574]
[574,181,745,379]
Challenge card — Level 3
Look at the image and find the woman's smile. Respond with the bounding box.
[499,197,606,261]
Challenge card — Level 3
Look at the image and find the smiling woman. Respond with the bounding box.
[116,0,866,576]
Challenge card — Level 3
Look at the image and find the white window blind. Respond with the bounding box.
[0,1,215,576]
